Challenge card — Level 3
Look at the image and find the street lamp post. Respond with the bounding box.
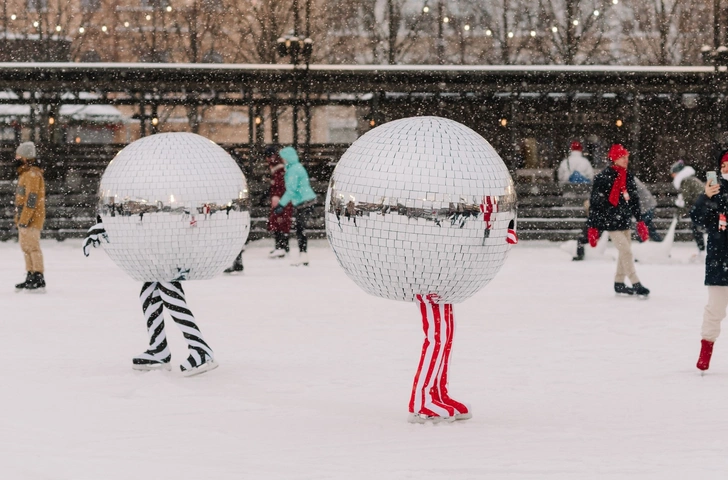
[437,0,444,64]
[276,10,314,149]
[715,0,721,52]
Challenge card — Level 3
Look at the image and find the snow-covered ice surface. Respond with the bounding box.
[2,238,727,479]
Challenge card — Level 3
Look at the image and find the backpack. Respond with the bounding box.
[568,170,591,184]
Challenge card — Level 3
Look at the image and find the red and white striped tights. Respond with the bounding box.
[409,294,471,421]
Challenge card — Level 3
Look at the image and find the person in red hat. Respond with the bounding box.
[586,144,650,296]
[557,140,594,184]
[691,151,728,371]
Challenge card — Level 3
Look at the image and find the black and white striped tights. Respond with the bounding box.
[133,281,214,373]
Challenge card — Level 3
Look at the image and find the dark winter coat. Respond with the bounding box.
[586,166,642,232]
[691,179,728,286]
[268,160,293,233]
[680,176,705,209]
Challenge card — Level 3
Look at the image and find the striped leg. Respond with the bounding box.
[432,304,471,419]
[408,294,456,422]
[157,281,218,377]
[132,282,172,371]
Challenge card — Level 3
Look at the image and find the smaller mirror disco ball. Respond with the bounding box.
[325,116,517,304]
[98,133,250,282]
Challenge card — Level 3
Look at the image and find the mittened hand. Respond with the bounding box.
[588,227,600,247]
[83,216,109,257]
[637,221,650,242]
[273,205,284,215]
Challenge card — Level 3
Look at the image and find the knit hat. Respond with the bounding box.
[608,144,629,162]
[570,141,583,151]
[721,152,728,167]
[16,141,36,160]
[264,145,277,157]
[670,160,685,174]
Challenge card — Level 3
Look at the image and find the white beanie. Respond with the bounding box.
[16,142,36,160]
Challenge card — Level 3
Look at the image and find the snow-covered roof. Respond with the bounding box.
[0,32,72,41]
[0,90,125,122]
[59,104,126,122]
[0,62,715,74]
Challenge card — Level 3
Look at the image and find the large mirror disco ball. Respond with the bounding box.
[98,133,250,282]
[325,116,517,304]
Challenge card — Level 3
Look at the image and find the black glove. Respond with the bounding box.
[273,205,284,215]
[83,215,109,257]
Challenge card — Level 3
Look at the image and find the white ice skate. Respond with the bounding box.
[268,248,287,259]
[180,358,219,377]
[291,251,309,266]
[407,403,472,423]
[407,413,462,424]
[179,350,218,377]
[132,356,172,371]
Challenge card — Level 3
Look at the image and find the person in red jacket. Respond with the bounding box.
[266,146,293,258]
[586,144,650,296]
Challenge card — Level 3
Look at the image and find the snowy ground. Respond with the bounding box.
[1,238,727,479]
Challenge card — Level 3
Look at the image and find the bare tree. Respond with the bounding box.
[325,0,430,64]
[531,0,611,64]
[173,0,230,63]
[468,0,531,64]
[228,0,294,64]
[172,0,237,132]
[316,0,362,63]
[1,0,104,61]
[620,0,709,65]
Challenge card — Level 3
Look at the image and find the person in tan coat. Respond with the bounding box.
[14,142,46,291]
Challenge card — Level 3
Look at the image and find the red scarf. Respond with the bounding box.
[608,165,627,207]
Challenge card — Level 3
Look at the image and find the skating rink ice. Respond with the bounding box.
[1,238,726,479]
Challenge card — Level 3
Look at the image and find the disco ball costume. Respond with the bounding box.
[325,117,517,421]
[83,133,250,376]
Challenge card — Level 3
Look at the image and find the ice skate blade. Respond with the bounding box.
[453,412,473,420]
[24,287,46,294]
[132,362,172,372]
[407,413,469,424]
[181,359,219,377]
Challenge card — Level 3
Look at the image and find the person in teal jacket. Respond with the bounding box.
[274,146,317,266]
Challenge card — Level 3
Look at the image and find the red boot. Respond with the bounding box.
[697,339,715,371]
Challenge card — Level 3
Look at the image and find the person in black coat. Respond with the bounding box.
[586,144,650,296]
[691,151,728,371]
